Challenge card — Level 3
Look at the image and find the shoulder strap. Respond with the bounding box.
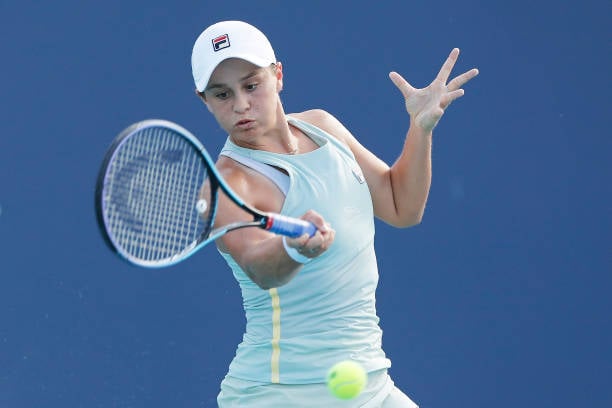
[219,150,289,196]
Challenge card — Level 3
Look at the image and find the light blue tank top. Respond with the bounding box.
[218,116,391,384]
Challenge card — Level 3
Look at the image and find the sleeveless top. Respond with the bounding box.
[218,115,391,384]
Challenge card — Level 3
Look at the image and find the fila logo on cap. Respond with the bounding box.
[212,34,230,52]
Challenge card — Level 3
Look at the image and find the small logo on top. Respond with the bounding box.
[212,34,230,52]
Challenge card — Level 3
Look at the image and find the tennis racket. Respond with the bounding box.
[95,119,316,268]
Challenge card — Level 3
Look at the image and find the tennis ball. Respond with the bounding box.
[326,360,367,400]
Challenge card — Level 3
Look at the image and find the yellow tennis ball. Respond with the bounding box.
[326,360,367,400]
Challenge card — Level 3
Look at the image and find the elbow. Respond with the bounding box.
[405,203,427,226]
[397,218,422,229]
[412,215,424,227]
[410,208,425,226]
[406,215,424,228]
[247,269,293,290]
[256,281,274,290]
[255,277,292,291]
[247,271,277,290]
[391,208,425,228]
[238,252,300,290]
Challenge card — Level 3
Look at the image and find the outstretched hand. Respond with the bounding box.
[389,48,478,133]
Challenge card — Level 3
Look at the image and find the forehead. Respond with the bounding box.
[207,58,267,88]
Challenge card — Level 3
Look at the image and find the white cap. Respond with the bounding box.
[191,21,276,92]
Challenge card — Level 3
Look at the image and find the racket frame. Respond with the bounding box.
[95,119,311,268]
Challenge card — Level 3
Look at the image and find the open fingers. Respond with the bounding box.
[389,71,415,99]
[447,68,479,91]
[440,89,465,109]
[436,48,460,84]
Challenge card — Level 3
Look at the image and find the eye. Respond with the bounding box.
[214,90,230,100]
[246,82,258,91]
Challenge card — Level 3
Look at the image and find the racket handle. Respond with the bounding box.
[266,214,317,238]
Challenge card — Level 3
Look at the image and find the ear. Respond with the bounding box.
[275,61,284,92]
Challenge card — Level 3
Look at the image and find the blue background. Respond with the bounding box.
[1,0,610,407]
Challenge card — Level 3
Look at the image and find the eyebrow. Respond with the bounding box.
[205,69,262,92]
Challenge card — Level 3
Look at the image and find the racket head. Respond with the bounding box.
[95,119,219,267]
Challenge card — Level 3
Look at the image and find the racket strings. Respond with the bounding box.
[104,127,210,261]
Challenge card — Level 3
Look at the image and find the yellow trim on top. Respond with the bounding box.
[269,288,281,383]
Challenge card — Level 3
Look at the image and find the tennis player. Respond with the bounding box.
[191,20,478,407]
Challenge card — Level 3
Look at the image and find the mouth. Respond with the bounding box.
[234,119,254,129]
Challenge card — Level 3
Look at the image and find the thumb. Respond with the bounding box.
[389,71,414,98]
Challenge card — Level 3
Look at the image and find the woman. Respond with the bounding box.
[191,20,478,407]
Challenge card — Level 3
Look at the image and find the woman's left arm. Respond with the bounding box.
[311,48,478,227]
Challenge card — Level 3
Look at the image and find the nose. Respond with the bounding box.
[233,91,250,114]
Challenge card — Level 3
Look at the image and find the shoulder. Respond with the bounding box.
[289,109,353,145]
[290,109,344,131]
[216,155,250,192]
